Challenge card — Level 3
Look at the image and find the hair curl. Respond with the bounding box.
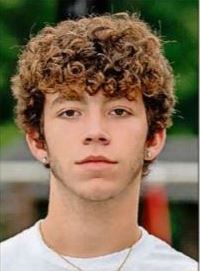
[11,12,175,175]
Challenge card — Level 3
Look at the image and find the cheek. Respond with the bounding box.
[122,125,147,165]
[44,119,63,138]
[114,120,148,146]
[115,122,148,163]
[44,122,63,150]
[44,121,82,155]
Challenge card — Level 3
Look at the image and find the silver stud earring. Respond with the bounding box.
[145,149,151,159]
[42,157,48,165]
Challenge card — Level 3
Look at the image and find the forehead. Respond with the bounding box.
[45,89,143,108]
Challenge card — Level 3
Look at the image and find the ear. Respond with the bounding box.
[144,129,166,161]
[26,130,48,163]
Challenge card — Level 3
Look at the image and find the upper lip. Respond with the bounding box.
[75,155,118,164]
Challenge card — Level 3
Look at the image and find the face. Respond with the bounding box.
[37,90,149,202]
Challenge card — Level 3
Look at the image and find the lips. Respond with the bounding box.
[75,155,118,165]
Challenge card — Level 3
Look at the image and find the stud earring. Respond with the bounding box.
[145,149,151,159]
[42,157,48,165]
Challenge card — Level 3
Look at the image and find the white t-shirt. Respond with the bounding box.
[0,220,197,271]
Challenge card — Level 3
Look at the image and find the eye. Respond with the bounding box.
[58,109,81,118]
[110,108,131,117]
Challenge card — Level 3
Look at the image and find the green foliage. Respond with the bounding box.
[0,121,22,147]
[0,0,57,123]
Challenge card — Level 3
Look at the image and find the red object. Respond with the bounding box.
[142,185,172,244]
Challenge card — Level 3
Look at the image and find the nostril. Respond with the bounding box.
[85,137,92,142]
[83,134,111,145]
[100,137,107,141]
[85,137,107,143]
[99,137,110,145]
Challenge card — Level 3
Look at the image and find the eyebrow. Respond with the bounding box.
[50,94,137,108]
[104,96,131,103]
[50,95,86,108]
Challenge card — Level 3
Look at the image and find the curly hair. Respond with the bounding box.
[11,12,175,175]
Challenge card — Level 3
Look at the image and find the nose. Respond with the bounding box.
[82,115,111,146]
[84,135,110,145]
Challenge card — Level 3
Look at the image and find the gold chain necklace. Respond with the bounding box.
[39,222,133,271]
[59,245,133,271]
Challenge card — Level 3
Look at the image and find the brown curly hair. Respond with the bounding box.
[11,12,175,175]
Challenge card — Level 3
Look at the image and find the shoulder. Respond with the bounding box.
[129,227,198,271]
[141,229,197,271]
[0,221,40,271]
[1,222,37,252]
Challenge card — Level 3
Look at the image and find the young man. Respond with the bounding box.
[1,13,197,271]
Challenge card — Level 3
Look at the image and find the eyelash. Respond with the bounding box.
[58,108,132,119]
[110,108,132,117]
[58,109,81,118]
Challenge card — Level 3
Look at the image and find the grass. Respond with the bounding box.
[0,121,22,148]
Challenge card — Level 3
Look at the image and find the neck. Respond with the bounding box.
[41,178,142,258]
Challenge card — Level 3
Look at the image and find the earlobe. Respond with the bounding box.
[144,149,152,160]
[145,129,166,161]
[26,130,48,163]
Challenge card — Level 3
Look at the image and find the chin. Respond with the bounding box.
[76,180,123,202]
[79,192,117,202]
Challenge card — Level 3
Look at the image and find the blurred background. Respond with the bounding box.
[0,0,198,260]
